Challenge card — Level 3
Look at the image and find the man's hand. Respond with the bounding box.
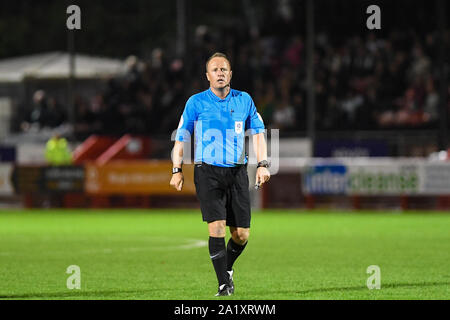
[255,167,270,188]
[170,172,184,191]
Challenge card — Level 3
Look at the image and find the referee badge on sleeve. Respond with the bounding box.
[235,121,243,134]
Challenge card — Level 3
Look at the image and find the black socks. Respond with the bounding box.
[226,238,247,271]
[209,236,228,286]
[209,236,248,287]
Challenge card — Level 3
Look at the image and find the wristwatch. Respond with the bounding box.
[172,167,182,174]
[257,160,270,168]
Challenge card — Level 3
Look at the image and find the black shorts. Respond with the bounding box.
[194,162,251,228]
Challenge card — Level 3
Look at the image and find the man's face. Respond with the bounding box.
[206,57,232,90]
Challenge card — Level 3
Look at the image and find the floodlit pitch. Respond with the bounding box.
[0,209,448,300]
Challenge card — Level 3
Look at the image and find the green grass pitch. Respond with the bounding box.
[0,209,449,300]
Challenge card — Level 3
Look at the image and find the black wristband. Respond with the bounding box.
[172,167,182,174]
[257,160,270,168]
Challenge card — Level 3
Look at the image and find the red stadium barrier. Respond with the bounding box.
[72,135,116,164]
[95,135,152,166]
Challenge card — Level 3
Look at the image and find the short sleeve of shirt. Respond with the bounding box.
[245,94,265,135]
[175,97,197,142]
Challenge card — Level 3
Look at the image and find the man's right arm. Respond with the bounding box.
[172,140,184,169]
[170,96,197,192]
[170,140,184,191]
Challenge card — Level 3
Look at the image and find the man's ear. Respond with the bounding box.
[206,72,210,82]
[230,70,232,80]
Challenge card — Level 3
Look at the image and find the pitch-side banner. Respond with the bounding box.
[85,161,195,195]
[347,164,420,195]
[302,159,450,195]
[420,163,450,195]
[11,165,85,194]
[0,164,13,195]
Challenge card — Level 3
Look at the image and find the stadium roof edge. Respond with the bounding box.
[0,51,125,83]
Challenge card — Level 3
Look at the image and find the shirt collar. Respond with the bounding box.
[208,87,232,102]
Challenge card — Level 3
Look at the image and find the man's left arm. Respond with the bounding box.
[245,93,270,188]
[253,132,270,187]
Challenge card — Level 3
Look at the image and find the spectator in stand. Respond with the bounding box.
[256,82,276,127]
[408,44,431,81]
[423,78,439,124]
[74,95,101,140]
[283,36,303,69]
[21,90,48,131]
[271,87,296,130]
[21,90,66,132]
[291,90,305,131]
[43,97,66,128]
[340,90,364,126]
[45,134,72,166]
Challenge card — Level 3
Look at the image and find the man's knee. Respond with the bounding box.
[231,228,249,245]
[208,220,226,237]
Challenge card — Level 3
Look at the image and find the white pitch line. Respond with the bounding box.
[0,238,208,256]
[81,238,207,254]
[166,240,208,250]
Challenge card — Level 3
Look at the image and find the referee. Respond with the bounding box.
[170,52,270,296]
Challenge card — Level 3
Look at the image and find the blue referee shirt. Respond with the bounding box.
[175,88,265,167]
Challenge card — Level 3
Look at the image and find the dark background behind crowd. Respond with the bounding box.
[1,0,449,140]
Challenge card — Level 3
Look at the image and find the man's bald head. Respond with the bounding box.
[205,52,231,72]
